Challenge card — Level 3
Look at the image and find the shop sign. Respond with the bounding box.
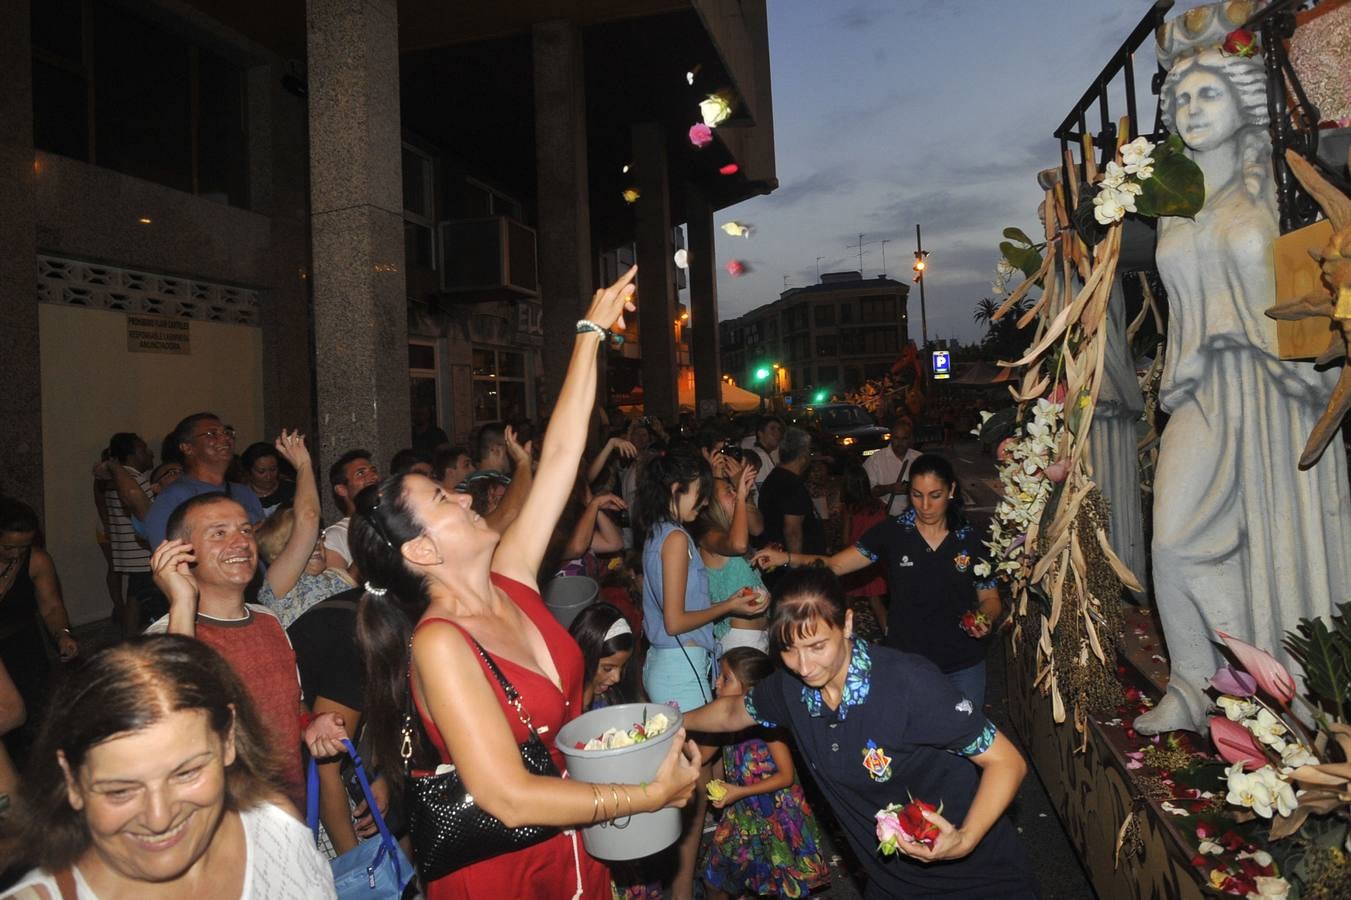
[127,314,190,355]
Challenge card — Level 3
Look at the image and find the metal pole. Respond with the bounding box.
[916,223,928,348]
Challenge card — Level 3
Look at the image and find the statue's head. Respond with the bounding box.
[1161,49,1269,151]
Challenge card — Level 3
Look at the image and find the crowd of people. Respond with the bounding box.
[0,266,1038,898]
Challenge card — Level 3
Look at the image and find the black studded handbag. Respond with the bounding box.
[402,636,561,882]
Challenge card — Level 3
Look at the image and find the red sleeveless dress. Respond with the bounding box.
[412,573,612,899]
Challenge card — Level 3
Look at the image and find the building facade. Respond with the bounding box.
[720,272,908,400]
[2,0,775,624]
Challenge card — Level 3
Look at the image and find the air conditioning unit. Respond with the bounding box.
[437,216,539,300]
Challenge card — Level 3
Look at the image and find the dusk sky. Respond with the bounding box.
[712,0,1177,345]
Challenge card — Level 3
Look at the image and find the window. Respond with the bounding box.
[814,305,835,327]
[815,335,838,357]
[860,296,895,323]
[472,348,528,424]
[403,145,436,272]
[817,365,839,386]
[839,302,853,324]
[409,340,442,437]
[32,1,248,206]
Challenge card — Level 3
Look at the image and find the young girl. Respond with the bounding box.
[838,462,888,640]
[636,452,766,900]
[703,648,830,899]
[698,462,771,655]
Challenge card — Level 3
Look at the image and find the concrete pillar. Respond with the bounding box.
[631,122,678,423]
[306,0,409,518]
[686,184,722,419]
[0,0,42,513]
[533,21,594,409]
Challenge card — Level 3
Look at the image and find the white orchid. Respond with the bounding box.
[1216,695,1259,721]
[1279,741,1318,770]
[1121,137,1156,178]
[996,257,1016,277]
[1100,161,1128,189]
[1244,708,1289,751]
[1253,765,1298,817]
[1226,762,1278,818]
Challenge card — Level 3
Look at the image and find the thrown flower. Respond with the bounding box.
[718,163,739,176]
[699,92,733,127]
[720,221,752,238]
[688,123,714,148]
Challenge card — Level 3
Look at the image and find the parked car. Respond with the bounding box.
[790,403,891,457]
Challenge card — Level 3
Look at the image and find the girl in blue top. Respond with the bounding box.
[636,451,767,900]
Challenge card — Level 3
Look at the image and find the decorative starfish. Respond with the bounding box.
[1265,149,1351,470]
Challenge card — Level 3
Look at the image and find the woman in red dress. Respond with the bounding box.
[348,267,700,898]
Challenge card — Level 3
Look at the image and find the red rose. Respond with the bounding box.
[897,798,942,849]
[958,610,989,636]
[1222,28,1257,58]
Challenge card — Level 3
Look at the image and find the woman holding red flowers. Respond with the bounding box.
[684,567,1037,899]
[753,453,1001,705]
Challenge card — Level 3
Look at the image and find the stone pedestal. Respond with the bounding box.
[686,184,722,417]
[307,0,409,518]
[0,0,42,513]
[632,122,678,423]
[533,21,595,410]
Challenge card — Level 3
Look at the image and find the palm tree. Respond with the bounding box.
[972,297,1001,328]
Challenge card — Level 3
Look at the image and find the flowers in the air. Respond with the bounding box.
[875,798,941,853]
[720,221,752,238]
[699,92,734,127]
[689,123,714,148]
[724,260,747,277]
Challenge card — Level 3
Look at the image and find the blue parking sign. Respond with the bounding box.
[932,350,951,380]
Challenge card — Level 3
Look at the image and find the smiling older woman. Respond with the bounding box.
[2,635,334,900]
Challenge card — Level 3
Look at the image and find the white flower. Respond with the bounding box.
[1237,849,1273,868]
[1121,137,1156,178]
[699,94,732,127]
[1093,186,1128,225]
[974,561,992,578]
[1279,742,1318,770]
[996,257,1016,277]
[1244,709,1288,751]
[1253,765,1298,817]
[1101,161,1128,188]
[1216,695,1258,721]
[1197,839,1224,855]
[1226,762,1277,818]
[1246,875,1291,899]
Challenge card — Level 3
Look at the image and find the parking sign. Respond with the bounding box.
[932,349,951,380]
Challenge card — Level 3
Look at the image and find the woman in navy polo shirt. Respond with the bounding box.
[684,568,1037,899]
[752,453,1000,704]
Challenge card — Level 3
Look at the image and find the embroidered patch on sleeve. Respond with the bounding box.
[955,722,996,757]
[854,542,878,562]
[744,693,777,729]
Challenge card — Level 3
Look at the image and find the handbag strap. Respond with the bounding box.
[401,625,547,770]
[307,740,406,886]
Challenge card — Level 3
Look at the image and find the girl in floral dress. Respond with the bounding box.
[703,648,830,899]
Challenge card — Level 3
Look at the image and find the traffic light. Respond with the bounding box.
[813,389,828,403]
[754,367,771,382]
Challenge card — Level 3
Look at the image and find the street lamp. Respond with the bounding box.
[913,223,930,350]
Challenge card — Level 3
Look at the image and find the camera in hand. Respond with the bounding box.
[717,446,745,463]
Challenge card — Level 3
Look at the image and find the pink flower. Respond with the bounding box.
[875,807,908,849]
[1216,631,1296,704]
[1209,716,1266,771]
[689,123,713,148]
[1044,460,1069,483]
[1209,666,1257,698]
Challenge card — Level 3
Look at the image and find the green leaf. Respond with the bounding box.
[1135,152,1205,219]
[998,241,1044,279]
[1284,601,1351,721]
[1002,226,1034,246]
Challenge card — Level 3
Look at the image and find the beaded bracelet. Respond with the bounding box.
[576,319,607,336]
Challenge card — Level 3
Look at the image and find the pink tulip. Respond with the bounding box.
[1209,665,1257,698]
[1044,460,1069,483]
[1216,631,1296,705]
[1209,715,1266,771]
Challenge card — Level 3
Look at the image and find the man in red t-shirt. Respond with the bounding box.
[148,490,333,809]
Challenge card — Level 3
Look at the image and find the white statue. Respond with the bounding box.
[1137,3,1351,735]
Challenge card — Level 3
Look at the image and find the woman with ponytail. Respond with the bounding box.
[752,453,1001,705]
[349,267,699,900]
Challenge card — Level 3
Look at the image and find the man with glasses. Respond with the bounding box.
[144,412,266,547]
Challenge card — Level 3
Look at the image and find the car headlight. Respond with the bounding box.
[840,436,855,446]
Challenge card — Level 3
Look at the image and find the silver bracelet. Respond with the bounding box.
[576,319,607,336]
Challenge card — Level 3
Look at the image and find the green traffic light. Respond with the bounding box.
[813,390,827,403]
[755,367,770,381]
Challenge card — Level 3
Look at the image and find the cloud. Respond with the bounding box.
[760,166,858,209]
[832,4,888,31]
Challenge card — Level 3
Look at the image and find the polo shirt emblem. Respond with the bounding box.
[955,699,973,715]
[898,555,914,567]
[861,739,893,782]
[953,552,971,573]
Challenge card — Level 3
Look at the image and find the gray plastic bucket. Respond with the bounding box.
[556,703,684,861]
[544,576,599,629]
